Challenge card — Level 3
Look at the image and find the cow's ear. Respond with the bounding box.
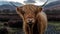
[38,7,42,12]
[16,7,21,12]
[16,7,25,15]
[16,7,24,18]
[35,7,42,14]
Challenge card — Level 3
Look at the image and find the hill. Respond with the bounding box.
[0,1,23,10]
[44,1,60,8]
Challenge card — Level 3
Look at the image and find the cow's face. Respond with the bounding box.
[16,5,42,24]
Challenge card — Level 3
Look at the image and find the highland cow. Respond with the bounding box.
[16,4,47,34]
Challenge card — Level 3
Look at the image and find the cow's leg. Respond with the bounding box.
[23,23,29,34]
[37,22,45,34]
[37,22,44,34]
[29,27,33,34]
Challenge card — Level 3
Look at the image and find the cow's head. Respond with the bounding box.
[16,0,48,25]
[16,5,42,25]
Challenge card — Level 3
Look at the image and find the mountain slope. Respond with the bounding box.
[44,1,60,8]
[0,1,23,10]
[0,1,23,6]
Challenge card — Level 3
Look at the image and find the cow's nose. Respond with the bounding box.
[28,19,33,24]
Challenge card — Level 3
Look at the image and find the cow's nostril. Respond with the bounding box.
[29,21,32,24]
[27,19,32,24]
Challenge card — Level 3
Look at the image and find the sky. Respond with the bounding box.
[0,0,58,3]
[0,0,58,5]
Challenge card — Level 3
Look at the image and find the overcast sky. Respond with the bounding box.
[0,0,58,5]
[0,0,58,3]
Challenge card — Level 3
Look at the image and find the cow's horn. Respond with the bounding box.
[41,0,48,7]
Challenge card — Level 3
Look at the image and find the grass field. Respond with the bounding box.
[0,21,60,34]
[48,21,60,31]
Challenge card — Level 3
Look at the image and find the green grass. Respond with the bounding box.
[0,21,60,33]
[48,21,60,31]
[49,21,60,26]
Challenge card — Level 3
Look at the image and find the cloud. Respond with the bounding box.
[0,0,58,5]
[0,0,6,1]
[0,0,58,3]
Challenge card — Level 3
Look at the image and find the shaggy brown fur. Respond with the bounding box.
[16,4,47,34]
